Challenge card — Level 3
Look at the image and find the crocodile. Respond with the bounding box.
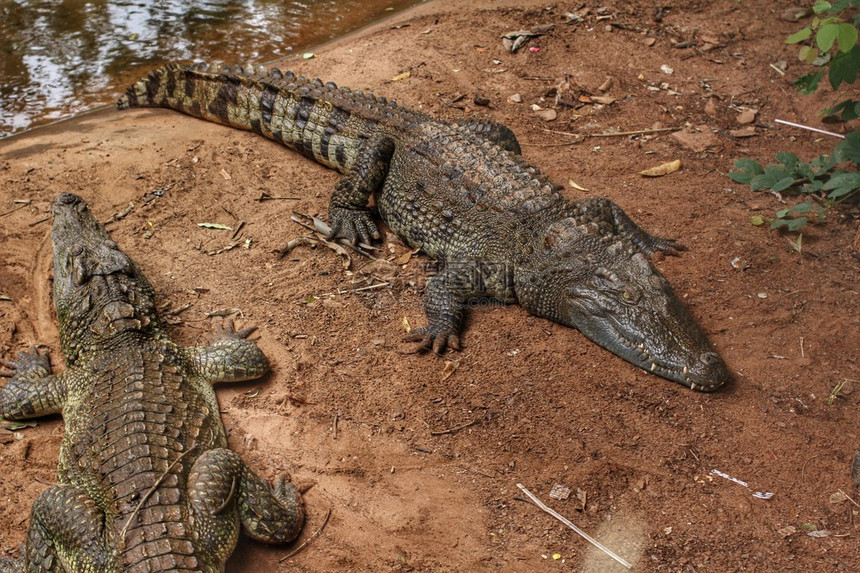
[0,193,304,572]
[118,62,729,391]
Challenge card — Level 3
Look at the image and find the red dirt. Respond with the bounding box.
[1,1,858,571]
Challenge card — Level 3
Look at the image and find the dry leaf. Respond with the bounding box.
[534,108,557,121]
[568,179,589,191]
[390,71,411,82]
[640,159,681,177]
[401,316,411,333]
[730,127,757,138]
[441,360,459,381]
[590,95,616,105]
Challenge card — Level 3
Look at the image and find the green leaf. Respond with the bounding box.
[775,152,800,171]
[794,69,825,94]
[799,45,819,63]
[813,0,833,13]
[750,215,766,226]
[775,208,790,218]
[788,202,814,214]
[729,158,764,184]
[836,22,858,52]
[750,173,780,191]
[772,176,797,192]
[828,45,860,89]
[786,27,812,43]
[822,171,860,198]
[822,98,860,121]
[838,130,860,162]
[817,23,839,52]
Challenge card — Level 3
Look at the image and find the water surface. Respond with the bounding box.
[0,0,420,138]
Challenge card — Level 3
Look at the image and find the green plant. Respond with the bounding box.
[729,0,859,232]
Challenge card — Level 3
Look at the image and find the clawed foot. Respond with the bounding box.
[641,236,687,258]
[328,206,380,246]
[212,319,256,341]
[407,325,462,355]
[0,346,50,379]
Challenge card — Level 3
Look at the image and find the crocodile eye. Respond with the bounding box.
[622,286,641,303]
[104,240,118,250]
[72,244,84,256]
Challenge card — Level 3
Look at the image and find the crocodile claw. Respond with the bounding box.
[214,319,257,340]
[407,327,462,354]
[327,206,380,246]
[0,346,50,379]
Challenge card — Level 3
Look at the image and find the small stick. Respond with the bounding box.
[516,483,632,569]
[588,126,681,138]
[315,282,391,298]
[838,489,860,509]
[333,410,339,440]
[769,64,786,76]
[279,507,333,562]
[774,119,845,139]
[430,418,478,436]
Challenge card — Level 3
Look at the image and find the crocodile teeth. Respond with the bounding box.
[690,382,700,391]
[650,362,657,372]
[683,365,689,376]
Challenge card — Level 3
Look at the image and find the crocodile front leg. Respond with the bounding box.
[188,448,304,562]
[23,485,114,572]
[580,197,686,257]
[328,135,395,245]
[409,261,516,353]
[0,347,67,420]
[183,321,269,383]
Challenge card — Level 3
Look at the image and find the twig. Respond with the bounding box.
[516,483,632,569]
[314,282,391,298]
[769,64,786,76]
[333,410,339,440]
[430,418,479,436]
[0,203,30,218]
[774,119,845,139]
[28,215,51,227]
[121,447,195,539]
[588,126,681,138]
[278,507,333,562]
[800,454,821,481]
[838,489,860,509]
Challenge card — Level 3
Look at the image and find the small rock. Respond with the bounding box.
[507,93,522,104]
[660,64,674,75]
[730,126,757,138]
[534,108,557,121]
[829,491,849,505]
[549,484,571,500]
[704,98,717,117]
[644,37,657,47]
[671,129,721,152]
[736,108,757,124]
[473,92,490,107]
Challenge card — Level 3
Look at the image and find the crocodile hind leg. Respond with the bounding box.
[579,197,686,257]
[183,321,269,383]
[328,135,395,245]
[188,448,304,562]
[0,347,67,420]
[23,485,113,572]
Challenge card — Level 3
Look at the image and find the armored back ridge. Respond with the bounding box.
[0,194,304,572]
[120,63,729,391]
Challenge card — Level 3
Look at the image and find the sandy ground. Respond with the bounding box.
[1,0,859,571]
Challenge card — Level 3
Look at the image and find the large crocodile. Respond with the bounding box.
[118,62,729,391]
[0,193,304,572]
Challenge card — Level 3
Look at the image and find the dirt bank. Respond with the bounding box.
[1,0,858,570]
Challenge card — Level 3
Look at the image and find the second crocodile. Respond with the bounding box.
[0,193,304,572]
[118,63,729,391]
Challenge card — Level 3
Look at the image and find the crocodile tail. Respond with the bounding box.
[117,62,403,171]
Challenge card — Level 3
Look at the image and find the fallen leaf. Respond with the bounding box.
[704,98,717,116]
[777,525,797,538]
[395,248,420,265]
[640,159,681,177]
[441,360,459,381]
[390,71,411,82]
[590,95,616,105]
[644,37,657,47]
[829,491,849,504]
[750,216,765,226]
[302,52,315,59]
[507,93,522,104]
[568,180,589,192]
[197,222,233,231]
[402,316,411,333]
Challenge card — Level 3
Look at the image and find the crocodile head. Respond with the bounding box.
[51,193,160,363]
[517,218,729,391]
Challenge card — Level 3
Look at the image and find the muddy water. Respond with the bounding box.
[0,0,420,138]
